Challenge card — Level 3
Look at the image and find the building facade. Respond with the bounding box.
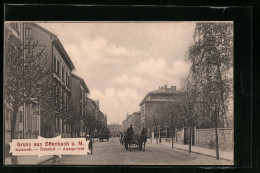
[122,112,141,132]
[107,123,122,137]
[71,73,90,137]
[4,22,76,140]
[4,22,43,142]
[30,23,76,138]
[139,85,182,138]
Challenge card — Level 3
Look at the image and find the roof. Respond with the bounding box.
[133,111,140,115]
[32,23,75,71]
[87,97,98,107]
[71,73,90,94]
[139,88,182,106]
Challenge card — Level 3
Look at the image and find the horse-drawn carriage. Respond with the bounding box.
[99,129,110,142]
[120,127,147,151]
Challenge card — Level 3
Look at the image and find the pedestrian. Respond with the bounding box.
[85,134,93,154]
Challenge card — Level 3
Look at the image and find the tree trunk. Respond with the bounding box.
[189,126,192,153]
[156,130,158,144]
[150,129,152,143]
[159,128,161,143]
[172,128,174,149]
[215,121,220,160]
[166,128,167,142]
[70,123,73,137]
[11,107,18,164]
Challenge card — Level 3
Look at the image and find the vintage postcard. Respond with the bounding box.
[4,21,234,165]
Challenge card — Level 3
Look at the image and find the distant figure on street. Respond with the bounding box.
[85,134,93,154]
[127,125,134,141]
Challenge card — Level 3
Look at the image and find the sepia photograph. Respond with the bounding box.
[4,21,234,165]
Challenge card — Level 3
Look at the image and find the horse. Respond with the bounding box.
[123,131,138,150]
[123,129,147,151]
[138,128,147,151]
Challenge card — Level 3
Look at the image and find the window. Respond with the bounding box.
[65,72,68,85]
[53,55,56,71]
[62,66,64,82]
[67,75,70,88]
[57,86,60,106]
[61,91,64,109]
[83,90,86,102]
[57,117,60,132]
[5,110,9,121]
[57,60,60,76]
[64,92,67,108]
[62,119,65,133]
[66,124,71,133]
[53,85,57,104]
[80,89,82,101]
[19,111,23,123]
[25,28,32,38]
[80,104,83,116]
[55,117,59,132]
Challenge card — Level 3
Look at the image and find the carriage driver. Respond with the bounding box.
[127,125,134,141]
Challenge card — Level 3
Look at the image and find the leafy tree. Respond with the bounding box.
[187,22,233,159]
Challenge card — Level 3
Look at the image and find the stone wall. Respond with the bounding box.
[176,129,184,144]
[195,128,233,151]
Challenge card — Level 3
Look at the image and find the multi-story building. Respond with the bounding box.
[122,112,141,132]
[32,23,75,138]
[122,113,130,131]
[85,97,98,136]
[71,73,90,137]
[131,112,141,132]
[107,123,122,137]
[139,85,182,138]
[5,22,76,139]
[4,22,36,145]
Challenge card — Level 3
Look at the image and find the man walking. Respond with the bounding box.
[85,134,93,154]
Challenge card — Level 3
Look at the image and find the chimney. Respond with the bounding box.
[164,85,167,90]
[173,86,176,90]
[171,86,174,89]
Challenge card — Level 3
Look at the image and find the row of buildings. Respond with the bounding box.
[4,22,107,148]
[122,112,141,132]
[121,85,233,151]
[122,85,179,136]
[107,123,122,137]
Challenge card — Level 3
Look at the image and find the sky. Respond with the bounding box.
[38,22,197,125]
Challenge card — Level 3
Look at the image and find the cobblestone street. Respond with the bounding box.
[42,138,233,165]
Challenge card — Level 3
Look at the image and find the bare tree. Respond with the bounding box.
[4,33,48,163]
[153,104,169,143]
[144,113,157,143]
[180,75,200,153]
[187,22,233,159]
[82,109,97,137]
[166,105,185,149]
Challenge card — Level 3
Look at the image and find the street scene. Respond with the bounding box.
[4,22,233,165]
[42,138,232,165]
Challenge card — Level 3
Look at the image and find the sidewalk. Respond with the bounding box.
[149,139,233,161]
